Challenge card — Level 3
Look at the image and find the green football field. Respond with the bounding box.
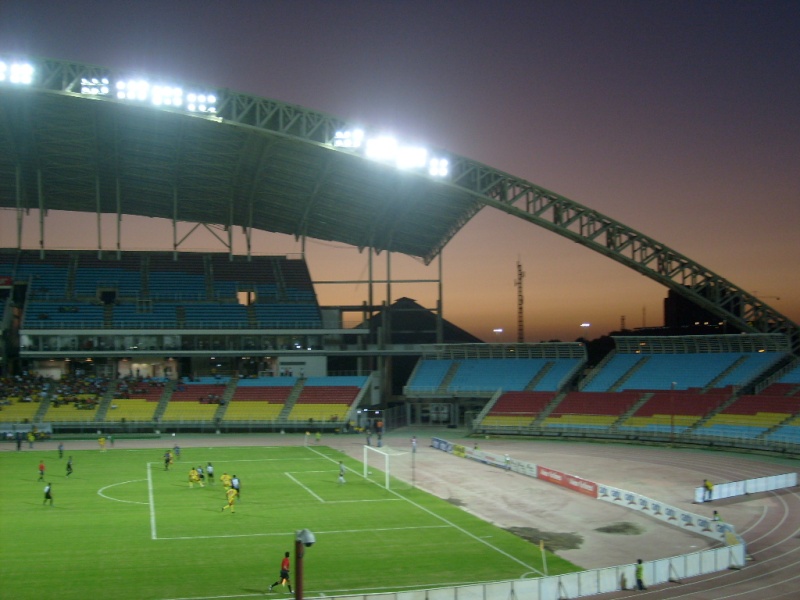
[0,443,580,599]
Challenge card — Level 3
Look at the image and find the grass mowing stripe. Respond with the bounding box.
[148,460,158,539]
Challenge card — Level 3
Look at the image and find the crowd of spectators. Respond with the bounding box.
[0,373,51,404]
[0,372,108,410]
[115,376,167,399]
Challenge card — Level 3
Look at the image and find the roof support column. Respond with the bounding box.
[95,175,102,258]
[437,251,443,344]
[172,184,178,260]
[384,251,392,347]
[15,164,22,250]
[115,178,122,259]
[368,248,374,321]
[37,168,45,259]
[228,199,234,261]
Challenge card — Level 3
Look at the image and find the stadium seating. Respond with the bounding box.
[105,400,158,422]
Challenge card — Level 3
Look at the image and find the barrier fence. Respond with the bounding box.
[693,472,798,504]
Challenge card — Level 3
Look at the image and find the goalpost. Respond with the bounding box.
[363,445,413,490]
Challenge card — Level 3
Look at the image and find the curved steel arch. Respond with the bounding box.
[441,156,799,354]
[2,56,796,353]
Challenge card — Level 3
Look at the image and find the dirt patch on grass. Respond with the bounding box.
[595,522,644,535]
[506,526,584,552]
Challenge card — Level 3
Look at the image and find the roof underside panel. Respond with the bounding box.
[0,88,484,262]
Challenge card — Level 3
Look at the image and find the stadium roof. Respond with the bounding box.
[1,56,798,353]
[0,57,484,263]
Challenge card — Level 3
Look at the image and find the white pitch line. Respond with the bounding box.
[147,462,158,540]
[97,479,149,505]
[157,524,449,541]
[284,472,325,502]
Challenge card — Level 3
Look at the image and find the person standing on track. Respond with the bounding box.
[635,558,646,591]
[269,551,293,593]
[703,479,714,502]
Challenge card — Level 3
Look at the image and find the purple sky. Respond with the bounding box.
[1,0,798,342]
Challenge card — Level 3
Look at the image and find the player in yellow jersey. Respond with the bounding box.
[220,472,232,490]
[222,487,238,513]
[189,467,204,488]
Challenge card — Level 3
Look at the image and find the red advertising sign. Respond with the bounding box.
[538,466,598,498]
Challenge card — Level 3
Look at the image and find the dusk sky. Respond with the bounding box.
[1,0,798,342]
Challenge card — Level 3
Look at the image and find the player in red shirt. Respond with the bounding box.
[269,551,293,593]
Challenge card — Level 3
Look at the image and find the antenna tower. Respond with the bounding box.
[514,259,525,343]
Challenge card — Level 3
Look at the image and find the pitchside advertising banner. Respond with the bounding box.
[597,483,736,543]
[692,472,798,504]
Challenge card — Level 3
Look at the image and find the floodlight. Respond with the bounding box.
[0,61,34,85]
[365,136,398,162]
[396,146,428,170]
[333,129,365,148]
[428,157,449,178]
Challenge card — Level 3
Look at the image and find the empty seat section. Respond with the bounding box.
[544,392,640,428]
[449,359,548,393]
[482,391,555,427]
[162,383,226,421]
[582,354,643,392]
[183,304,249,328]
[0,398,41,423]
[619,391,726,433]
[106,400,158,422]
[618,354,742,391]
[113,303,178,327]
[24,302,105,328]
[405,360,454,392]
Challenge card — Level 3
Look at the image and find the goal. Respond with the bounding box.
[363,445,413,490]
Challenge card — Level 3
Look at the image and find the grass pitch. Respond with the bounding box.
[0,442,580,599]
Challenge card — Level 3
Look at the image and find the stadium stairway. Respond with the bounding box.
[94,380,120,422]
[438,362,460,394]
[531,391,567,425]
[277,380,305,422]
[34,398,51,421]
[686,390,739,433]
[610,392,652,430]
[609,356,650,392]
[153,380,177,421]
[212,379,240,422]
[524,361,554,391]
[705,357,748,389]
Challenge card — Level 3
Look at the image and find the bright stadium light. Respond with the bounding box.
[365,135,399,162]
[333,129,365,148]
[112,79,215,113]
[331,128,449,178]
[396,146,428,170]
[80,77,110,96]
[428,157,449,178]
[0,61,34,85]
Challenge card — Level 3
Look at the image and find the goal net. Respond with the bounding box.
[363,445,413,490]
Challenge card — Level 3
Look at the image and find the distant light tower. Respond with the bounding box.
[493,328,504,343]
[580,323,591,339]
[514,259,525,343]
